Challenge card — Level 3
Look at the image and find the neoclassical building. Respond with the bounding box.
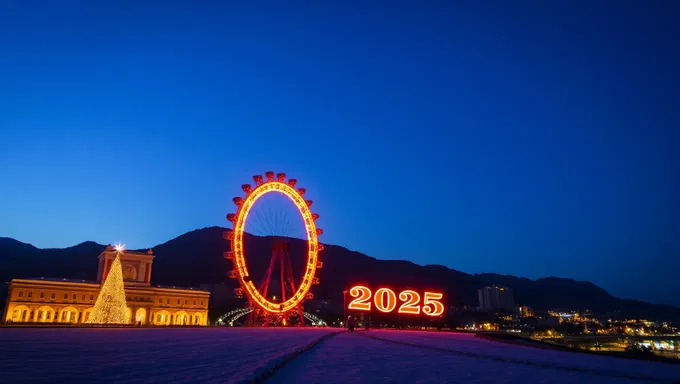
[3,245,210,326]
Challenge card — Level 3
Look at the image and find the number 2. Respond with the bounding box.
[348,285,371,311]
[422,292,444,316]
[398,290,421,314]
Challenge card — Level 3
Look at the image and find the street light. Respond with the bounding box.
[343,289,348,328]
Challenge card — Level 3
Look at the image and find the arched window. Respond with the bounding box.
[122,265,137,281]
[135,308,146,324]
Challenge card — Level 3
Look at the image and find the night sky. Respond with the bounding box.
[1,1,678,305]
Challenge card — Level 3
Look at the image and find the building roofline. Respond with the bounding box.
[147,286,211,295]
[12,278,100,287]
[10,278,210,295]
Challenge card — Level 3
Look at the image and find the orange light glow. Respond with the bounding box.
[231,180,319,314]
[374,288,397,313]
[347,286,371,311]
[398,290,421,315]
[422,292,445,317]
[347,286,444,316]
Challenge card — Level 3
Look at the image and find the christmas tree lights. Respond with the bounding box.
[88,252,128,324]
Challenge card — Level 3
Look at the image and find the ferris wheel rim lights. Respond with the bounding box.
[230,177,320,314]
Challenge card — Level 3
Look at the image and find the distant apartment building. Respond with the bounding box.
[478,285,515,312]
[518,305,534,317]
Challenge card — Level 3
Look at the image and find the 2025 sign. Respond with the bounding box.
[347,285,445,317]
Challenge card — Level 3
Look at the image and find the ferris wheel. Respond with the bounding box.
[225,172,324,326]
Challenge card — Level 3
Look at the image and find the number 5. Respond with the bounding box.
[422,292,444,316]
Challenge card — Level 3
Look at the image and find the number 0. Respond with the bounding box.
[374,288,397,313]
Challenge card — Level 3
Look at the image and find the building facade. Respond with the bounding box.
[3,245,210,326]
[478,285,515,312]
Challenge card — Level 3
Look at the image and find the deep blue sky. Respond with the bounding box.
[1,1,679,305]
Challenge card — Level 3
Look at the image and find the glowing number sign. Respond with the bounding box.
[348,286,371,311]
[422,292,445,316]
[347,286,444,317]
[374,288,397,313]
[398,290,421,314]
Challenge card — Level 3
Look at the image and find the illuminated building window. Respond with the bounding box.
[201,300,204,306]
[177,299,180,305]
[193,300,196,305]
[28,292,32,298]
[184,299,188,305]
[166,299,170,305]
[89,295,93,301]
[40,292,44,299]
[18,291,23,298]
[63,293,68,300]
[50,292,55,299]
[72,294,76,300]
[81,295,85,301]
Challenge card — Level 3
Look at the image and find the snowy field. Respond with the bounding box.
[0,328,678,383]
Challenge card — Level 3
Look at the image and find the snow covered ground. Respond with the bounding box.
[271,330,680,384]
[0,327,678,383]
[0,327,336,383]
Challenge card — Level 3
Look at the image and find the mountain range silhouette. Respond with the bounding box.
[1,226,678,321]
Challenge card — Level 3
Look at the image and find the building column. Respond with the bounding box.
[145,262,152,283]
[3,305,12,323]
[2,296,11,324]
[103,258,111,281]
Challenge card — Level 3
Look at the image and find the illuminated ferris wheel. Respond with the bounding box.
[225,172,323,326]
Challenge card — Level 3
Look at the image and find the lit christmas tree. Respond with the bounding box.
[88,249,128,324]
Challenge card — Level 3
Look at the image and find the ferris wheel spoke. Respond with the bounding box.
[246,210,269,236]
[252,207,273,236]
[263,209,276,236]
[276,205,286,237]
[267,207,279,236]
[259,209,274,236]
[276,206,285,237]
[275,206,284,237]
[254,208,269,236]
[270,206,279,236]
[246,219,267,237]
[244,212,263,235]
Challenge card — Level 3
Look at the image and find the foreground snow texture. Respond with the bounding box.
[1,328,678,383]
